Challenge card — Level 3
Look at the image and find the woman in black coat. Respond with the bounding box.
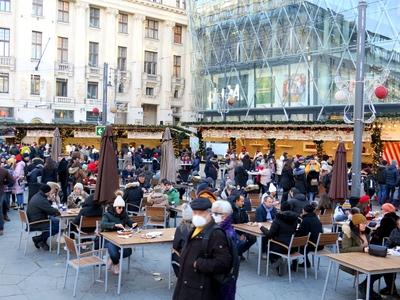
[280,161,294,202]
[306,169,320,202]
[57,158,69,203]
[370,203,399,246]
[293,164,307,195]
[41,158,58,184]
[71,194,103,233]
[123,181,143,213]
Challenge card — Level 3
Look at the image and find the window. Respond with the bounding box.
[145,19,158,39]
[32,0,43,16]
[89,7,100,28]
[173,55,181,77]
[86,111,102,122]
[0,28,10,57]
[56,78,67,97]
[57,0,69,23]
[0,0,10,12]
[145,87,154,96]
[87,82,98,99]
[0,73,8,93]
[118,13,128,33]
[89,42,99,67]
[31,31,42,59]
[54,110,73,121]
[57,37,68,63]
[30,75,40,95]
[144,51,157,75]
[174,25,182,44]
[117,46,127,71]
[176,0,185,9]
[174,89,179,98]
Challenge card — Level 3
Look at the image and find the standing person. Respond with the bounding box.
[280,161,294,203]
[363,168,377,199]
[173,198,233,300]
[41,158,58,184]
[204,155,219,187]
[252,163,272,194]
[293,162,307,196]
[57,157,69,204]
[26,184,60,250]
[241,153,252,171]
[376,160,387,205]
[305,160,320,202]
[385,160,398,205]
[0,165,14,235]
[12,155,25,209]
[191,152,201,173]
[234,161,248,189]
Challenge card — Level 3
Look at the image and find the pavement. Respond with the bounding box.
[0,208,398,300]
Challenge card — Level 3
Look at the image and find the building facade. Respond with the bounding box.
[0,0,194,125]
[189,0,400,122]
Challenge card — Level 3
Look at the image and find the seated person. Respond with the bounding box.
[229,193,256,258]
[147,186,169,207]
[370,203,398,246]
[387,218,400,248]
[67,183,88,208]
[316,192,332,215]
[47,181,61,207]
[342,214,397,298]
[357,195,371,217]
[256,194,277,222]
[296,204,323,268]
[268,183,277,201]
[123,180,143,213]
[162,179,180,206]
[258,202,298,269]
[333,201,352,222]
[101,196,133,275]
[121,163,135,183]
[71,194,103,234]
[138,172,151,191]
[287,187,307,216]
[26,184,60,250]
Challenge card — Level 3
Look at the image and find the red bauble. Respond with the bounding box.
[92,107,100,114]
[227,97,235,106]
[375,85,388,99]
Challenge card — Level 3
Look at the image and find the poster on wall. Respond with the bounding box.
[256,75,274,106]
[282,73,306,104]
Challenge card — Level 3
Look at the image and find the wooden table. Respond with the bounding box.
[101,228,176,295]
[56,208,80,255]
[321,252,400,300]
[233,222,271,275]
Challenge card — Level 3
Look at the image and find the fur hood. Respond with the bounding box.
[125,181,140,189]
[276,210,299,224]
[342,223,352,238]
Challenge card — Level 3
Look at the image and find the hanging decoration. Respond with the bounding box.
[15,128,27,144]
[267,138,276,154]
[374,85,388,99]
[229,137,236,154]
[313,140,324,157]
[371,124,383,173]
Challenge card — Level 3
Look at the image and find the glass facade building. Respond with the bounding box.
[188,0,400,121]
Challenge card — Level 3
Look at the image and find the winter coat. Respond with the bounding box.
[234,165,248,188]
[41,166,57,184]
[370,212,399,246]
[306,170,320,193]
[165,187,180,205]
[226,160,236,181]
[123,182,143,213]
[260,210,298,254]
[276,156,284,176]
[296,212,323,247]
[341,224,369,253]
[27,190,60,231]
[376,165,386,184]
[67,191,89,208]
[72,194,103,230]
[287,193,308,216]
[242,156,252,171]
[173,220,232,300]
[255,204,277,222]
[0,166,14,194]
[387,228,400,248]
[231,204,249,224]
[172,221,194,276]
[280,167,294,191]
[12,161,25,194]
[385,165,398,187]
[293,168,307,194]
[57,158,69,186]
[191,157,200,172]
[100,208,133,231]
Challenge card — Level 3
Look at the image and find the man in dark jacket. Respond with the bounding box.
[256,194,277,222]
[385,160,398,205]
[296,204,323,267]
[0,166,14,235]
[123,181,143,213]
[229,194,256,258]
[204,156,218,187]
[57,157,69,204]
[71,194,102,233]
[287,187,308,216]
[376,160,387,205]
[173,198,232,300]
[26,184,60,250]
[234,161,248,188]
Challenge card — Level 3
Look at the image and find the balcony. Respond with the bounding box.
[0,56,15,70]
[85,98,102,106]
[171,76,185,87]
[54,96,75,104]
[85,65,102,79]
[55,62,73,76]
[142,73,161,84]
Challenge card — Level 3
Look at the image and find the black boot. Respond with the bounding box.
[32,236,41,249]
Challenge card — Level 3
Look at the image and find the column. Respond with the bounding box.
[181,25,195,122]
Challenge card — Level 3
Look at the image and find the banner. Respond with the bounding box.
[127,131,162,139]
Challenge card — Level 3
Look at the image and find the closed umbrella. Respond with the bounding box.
[94,125,119,205]
[160,127,176,183]
[328,141,348,202]
[51,127,61,161]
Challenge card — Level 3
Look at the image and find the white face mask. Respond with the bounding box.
[192,215,208,227]
[212,213,223,224]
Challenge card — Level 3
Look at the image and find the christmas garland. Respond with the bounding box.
[313,140,324,157]
[371,126,383,173]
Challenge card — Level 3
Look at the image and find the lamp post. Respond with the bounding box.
[350,0,367,198]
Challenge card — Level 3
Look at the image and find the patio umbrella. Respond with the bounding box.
[94,125,119,205]
[328,141,348,202]
[51,127,61,161]
[160,127,176,183]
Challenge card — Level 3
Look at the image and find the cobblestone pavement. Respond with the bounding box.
[0,208,395,300]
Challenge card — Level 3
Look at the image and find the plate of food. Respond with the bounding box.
[117,229,133,235]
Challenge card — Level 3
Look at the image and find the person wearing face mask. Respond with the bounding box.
[173,198,232,300]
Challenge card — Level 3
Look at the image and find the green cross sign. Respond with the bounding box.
[95,126,106,136]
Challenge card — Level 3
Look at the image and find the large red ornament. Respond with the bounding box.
[375,85,388,99]
[92,107,100,114]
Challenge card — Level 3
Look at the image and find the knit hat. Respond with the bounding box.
[359,195,370,204]
[113,195,125,207]
[181,203,193,220]
[351,213,367,225]
[40,184,51,194]
[190,198,212,211]
[268,183,277,193]
[382,203,396,213]
[342,200,351,210]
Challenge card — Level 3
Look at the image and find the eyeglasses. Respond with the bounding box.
[116,206,124,209]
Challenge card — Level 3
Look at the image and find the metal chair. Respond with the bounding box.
[145,206,167,228]
[130,215,146,258]
[18,209,52,255]
[266,234,310,283]
[308,232,340,279]
[126,199,144,216]
[63,235,108,297]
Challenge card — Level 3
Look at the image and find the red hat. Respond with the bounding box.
[15,154,22,162]
[359,195,370,204]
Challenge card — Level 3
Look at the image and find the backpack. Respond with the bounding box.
[201,224,240,285]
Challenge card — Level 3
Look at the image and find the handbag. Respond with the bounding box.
[368,244,387,257]
[311,178,318,186]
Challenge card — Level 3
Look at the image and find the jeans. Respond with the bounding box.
[40,216,59,243]
[308,192,316,202]
[387,185,396,204]
[0,193,4,230]
[105,240,132,265]
[16,193,23,206]
[236,233,256,256]
[378,184,387,205]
